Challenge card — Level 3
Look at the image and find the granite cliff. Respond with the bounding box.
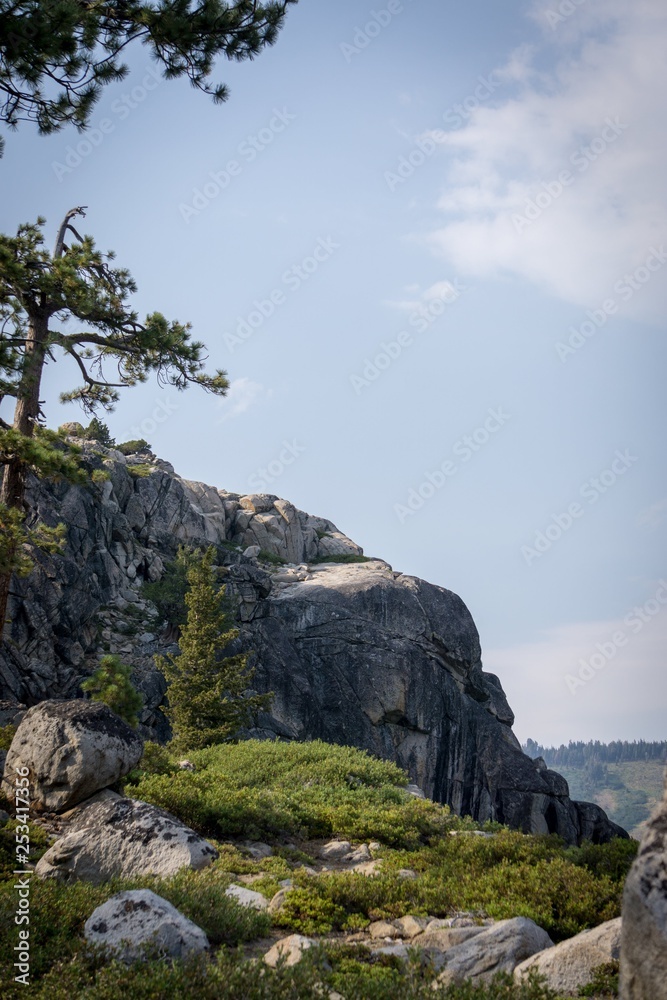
[0,439,627,846]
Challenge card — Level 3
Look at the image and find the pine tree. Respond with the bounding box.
[81,655,143,728]
[0,1,297,155]
[0,207,229,630]
[83,417,115,448]
[156,548,271,753]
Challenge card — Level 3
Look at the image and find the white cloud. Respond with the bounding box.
[215,378,267,423]
[384,279,462,312]
[484,589,667,745]
[427,0,667,324]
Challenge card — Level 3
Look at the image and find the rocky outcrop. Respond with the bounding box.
[1,700,143,812]
[84,889,209,962]
[35,797,218,882]
[620,769,667,999]
[0,442,626,844]
[515,917,622,994]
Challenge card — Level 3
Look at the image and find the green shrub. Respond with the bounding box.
[126,462,152,477]
[565,838,638,882]
[0,865,270,997]
[578,960,619,997]
[117,439,150,455]
[274,887,346,934]
[258,549,286,565]
[128,739,453,848]
[0,723,16,750]
[0,819,50,879]
[81,655,143,728]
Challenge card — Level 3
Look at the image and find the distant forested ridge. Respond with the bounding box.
[522,739,667,836]
[523,739,667,768]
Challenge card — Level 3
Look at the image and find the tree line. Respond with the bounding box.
[523,738,667,768]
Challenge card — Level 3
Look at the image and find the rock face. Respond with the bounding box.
[515,917,622,994]
[84,889,209,962]
[35,797,218,882]
[433,917,553,986]
[0,443,626,845]
[1,700,143,812]
[620,769,667,999]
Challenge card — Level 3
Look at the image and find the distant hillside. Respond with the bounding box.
[523,739,667,839]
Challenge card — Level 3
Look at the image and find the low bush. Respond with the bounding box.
[116,439,150,455]
[126,463,152,477]
[126,739,452,847]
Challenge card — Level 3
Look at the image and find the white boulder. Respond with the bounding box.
[84,889,209,962]
[35,797,217,882]
[1,700,143,812]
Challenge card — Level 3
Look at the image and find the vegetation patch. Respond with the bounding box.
[126,463,153,478]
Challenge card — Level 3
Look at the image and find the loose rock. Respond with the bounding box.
[433,917,553,985]
[225,884,269,911]
[263,934,314,968]
[515,917,621,994]
[35,798,217,882]
[84,889,209,963]
[1,700,143,813]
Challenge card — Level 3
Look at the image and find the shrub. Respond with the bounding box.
[128,739,454,847]
[258,549,286,565]
[126,463,152,477]
[578,961,619,997]
[0,819,50,879]
[565,838,638,882]
[117,439,150,455]
[81,655,143,728]
[0,723,16,750]
[274,888,346,934]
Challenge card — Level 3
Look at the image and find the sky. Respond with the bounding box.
[1,0,665,747]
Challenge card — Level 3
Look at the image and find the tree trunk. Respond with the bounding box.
[0,311,49,633]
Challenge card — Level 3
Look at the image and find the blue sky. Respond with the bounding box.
[2,0,665,746]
